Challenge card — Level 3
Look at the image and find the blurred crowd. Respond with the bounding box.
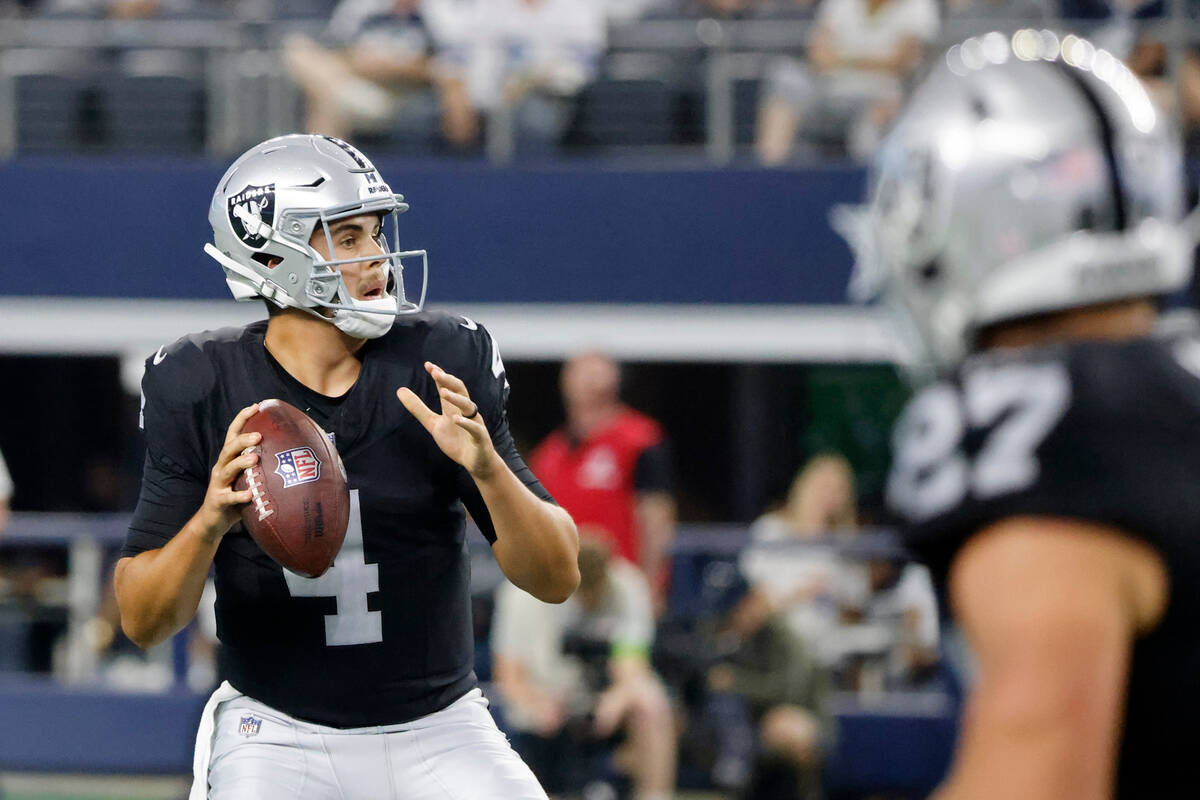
[3,0,1199,160]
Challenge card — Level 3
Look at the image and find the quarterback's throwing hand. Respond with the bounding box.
[398,363,497,479]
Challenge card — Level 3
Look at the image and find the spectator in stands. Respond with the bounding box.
[755,0,939,164]
[739,454,856,665]
[0,446,22,673]
[492,531,676,800]
[751,453,856,540]
[704,574,832,800]
[283,0,478,149]
[835,555,940,692]
[456,0,607,154]
[530,351,677,612]
[0,448,62,675]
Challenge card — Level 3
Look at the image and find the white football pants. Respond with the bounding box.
[191,682,548,800]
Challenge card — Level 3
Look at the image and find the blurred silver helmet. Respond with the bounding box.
[835,30,1191,373]
[204,134,428,339]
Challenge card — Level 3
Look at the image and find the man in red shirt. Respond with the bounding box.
[530,352,676,608]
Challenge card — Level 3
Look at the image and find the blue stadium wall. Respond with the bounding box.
[0,159,865,305]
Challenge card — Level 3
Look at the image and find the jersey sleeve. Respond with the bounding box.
[891,342,1200,582]
[120,340,217,558]
[463,320,510,433]
[441,318,556,543]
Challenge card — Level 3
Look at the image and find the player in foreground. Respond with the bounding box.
[839,30,1199,799]
[113,134,579,799]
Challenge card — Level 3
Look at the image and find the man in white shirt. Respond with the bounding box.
[283,0,480,149]
[453,0,607,153]
[756,0,939,164]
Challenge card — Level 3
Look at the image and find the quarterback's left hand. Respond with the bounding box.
[398,362,498,479]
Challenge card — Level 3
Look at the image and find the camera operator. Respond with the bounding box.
[492,529,676,800]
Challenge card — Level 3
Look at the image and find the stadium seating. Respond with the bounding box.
[100,72,206,154]
[573,76,680,148]
[5,49,95,153]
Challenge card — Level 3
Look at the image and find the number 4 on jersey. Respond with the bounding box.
[283,489,383,646]
[889,362,1071,522]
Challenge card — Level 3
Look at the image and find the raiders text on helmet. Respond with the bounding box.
[835,30,1191,373]
[205,134,428,339]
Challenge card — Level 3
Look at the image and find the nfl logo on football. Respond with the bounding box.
[275,447,322,488]
[238,715,262,738]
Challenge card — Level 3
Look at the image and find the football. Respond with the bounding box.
[234,398,350,578]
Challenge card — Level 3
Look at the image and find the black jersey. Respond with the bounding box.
[120,313,554,728]
[888,333,1200,797]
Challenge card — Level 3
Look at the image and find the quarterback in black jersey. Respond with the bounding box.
[114,135,579,800]
[840,31,1199,800]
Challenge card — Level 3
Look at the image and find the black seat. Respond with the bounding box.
[100,73,206,154]
[573,77,680,148]
[15,72,92,152]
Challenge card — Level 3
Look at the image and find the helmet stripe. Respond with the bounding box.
[1052,60,1128,232]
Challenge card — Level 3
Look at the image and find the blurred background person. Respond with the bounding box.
[530,352,677,614]
[740,454,856,667]
[836,556,940,692]
[460,0,607,155]
[702,574,833,800]
[0,444,29,674]
[0,446,63,676]
[739,453,938,694]
[0,443,24,674]
[492,530,676,800]
[749,453,857,540]
[846,31,1196,799]
[282,0,479,151]
[755,0,939,164]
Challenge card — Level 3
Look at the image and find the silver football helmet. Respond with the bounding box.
[835,30,1191,373]
[205,134,428,339]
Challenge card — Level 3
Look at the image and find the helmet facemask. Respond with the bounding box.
[301,203,429,339]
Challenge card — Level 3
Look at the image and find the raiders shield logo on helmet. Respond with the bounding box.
[228,183,276,249]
